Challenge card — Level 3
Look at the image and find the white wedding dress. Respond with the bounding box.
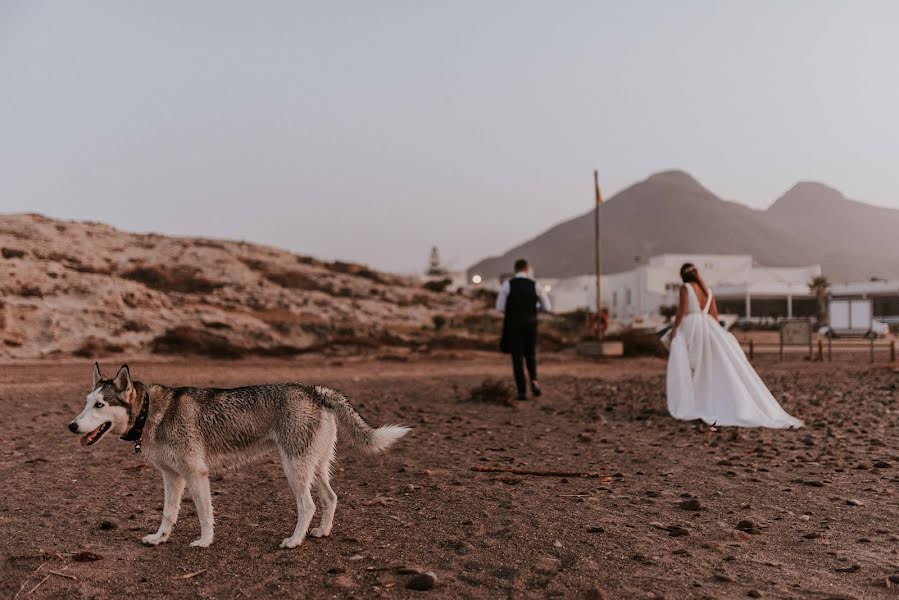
[666,284,802,428]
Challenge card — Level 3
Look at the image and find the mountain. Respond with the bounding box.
[468,171,899,282]
[0,214,479,359]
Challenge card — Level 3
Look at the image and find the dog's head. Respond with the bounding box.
[68,363,141,447]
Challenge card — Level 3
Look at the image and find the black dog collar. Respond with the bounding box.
[121,391,149,454]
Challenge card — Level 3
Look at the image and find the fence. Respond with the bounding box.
[741,337,897,364]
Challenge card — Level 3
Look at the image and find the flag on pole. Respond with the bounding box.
[594,170,603,204]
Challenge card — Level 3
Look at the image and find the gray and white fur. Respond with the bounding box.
[68,363,410,548]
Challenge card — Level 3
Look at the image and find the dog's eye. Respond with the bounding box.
[94,402,104,408]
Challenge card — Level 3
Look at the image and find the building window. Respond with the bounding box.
[626,289,632,306]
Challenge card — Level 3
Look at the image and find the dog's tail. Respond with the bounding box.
[313,386,410,453]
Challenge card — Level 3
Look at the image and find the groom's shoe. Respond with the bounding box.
[530,380,542,398]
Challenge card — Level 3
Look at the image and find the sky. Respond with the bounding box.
[1,1,898,274]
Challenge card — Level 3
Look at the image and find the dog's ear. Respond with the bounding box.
[112,364,133,395]
[92,362,103,388]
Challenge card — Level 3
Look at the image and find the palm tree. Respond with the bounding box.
[808,276,831,325]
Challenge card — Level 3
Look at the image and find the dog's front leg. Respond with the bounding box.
[142,468,185,546]
[186,472,215,547]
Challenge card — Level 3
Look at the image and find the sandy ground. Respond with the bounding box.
[2,353,899,599]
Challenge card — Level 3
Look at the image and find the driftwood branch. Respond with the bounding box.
[471,466,610,478]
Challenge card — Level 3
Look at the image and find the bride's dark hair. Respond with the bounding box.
[680,263,707,293]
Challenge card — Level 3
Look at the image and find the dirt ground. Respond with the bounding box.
[2,352,899,599]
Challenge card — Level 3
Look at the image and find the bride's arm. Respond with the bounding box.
[671,286,689,338]
[710,296,719,322]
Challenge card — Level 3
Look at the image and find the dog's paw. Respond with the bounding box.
[141,533,166,546]
[280,536,303,548]
[309,527,330,538]
[189,538,212,548]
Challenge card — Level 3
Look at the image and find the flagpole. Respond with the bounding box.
[594,170,603,350]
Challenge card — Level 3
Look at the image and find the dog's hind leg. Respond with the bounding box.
[142,468,185,546]
[186,471,215,547]
[279,455,316,548]
[309,424,338,538]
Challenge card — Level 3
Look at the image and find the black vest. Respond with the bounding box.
[504,278,538,326]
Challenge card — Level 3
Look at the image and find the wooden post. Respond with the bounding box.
[817,339,824,362]
[749,339,754,361]
[593,171,603,357]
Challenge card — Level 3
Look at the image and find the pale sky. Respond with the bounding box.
[2,1,898,274]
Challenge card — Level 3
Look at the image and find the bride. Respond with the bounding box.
[666,263,802,428]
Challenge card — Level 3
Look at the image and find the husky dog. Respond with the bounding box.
[68,364,410,548]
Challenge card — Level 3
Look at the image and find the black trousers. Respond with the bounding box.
[506,324,537,396]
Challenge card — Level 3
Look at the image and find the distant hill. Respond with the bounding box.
[468,171,899,282]
[0,214,479,359]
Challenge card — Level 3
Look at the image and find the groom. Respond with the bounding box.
[496,259,552,400]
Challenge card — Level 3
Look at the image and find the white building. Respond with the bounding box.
[831,280,899,322]
[539,254,821,322]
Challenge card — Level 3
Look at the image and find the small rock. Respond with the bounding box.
[72,551,103,562]
[834,564,861,573]
[846,498,863,506]
[747,590,762,598]
[889,575,899,584]
[586,526,604,534]
[874,461,892,469]
[98,520,118,531]
[735,520,761,534]
[348,554,365,561]
[584,587,609,600]
[803,480,825,487]
[406,571,437,591]
[553,540,563,548]
[802,532,820,539]
[798,514,811,522]
[668,526,690,537]
[713,572,734,583]
[397,566,421,575]
[679,498,702,511]
[329,574,355,590]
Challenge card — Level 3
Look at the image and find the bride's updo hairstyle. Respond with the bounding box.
[680,263,707,293]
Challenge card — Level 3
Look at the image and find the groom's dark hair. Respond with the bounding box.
[514,259,528,272]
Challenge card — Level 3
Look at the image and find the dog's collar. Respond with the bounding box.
[120,391,149,454]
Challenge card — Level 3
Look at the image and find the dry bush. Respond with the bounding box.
[122,265,222,294]
[73,337,125,358]
[1,247,26,259]
[151,326,244,359]
[465,378,514,405]
[263,269,334,294]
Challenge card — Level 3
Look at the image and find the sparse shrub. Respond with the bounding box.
[472,287,499,308]
[465,378,514,406]
[659,304,678,322]
[432,315,447,330]
[151,326,244,359]
[73,337,124,358]
[423,278,452,293]
[121,265,222,294]
[18,285,43,298]
[120,319,150,333]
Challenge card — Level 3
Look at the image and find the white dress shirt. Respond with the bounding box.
[496,272,553,314]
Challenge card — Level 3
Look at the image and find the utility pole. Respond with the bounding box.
[594,170,604,348]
